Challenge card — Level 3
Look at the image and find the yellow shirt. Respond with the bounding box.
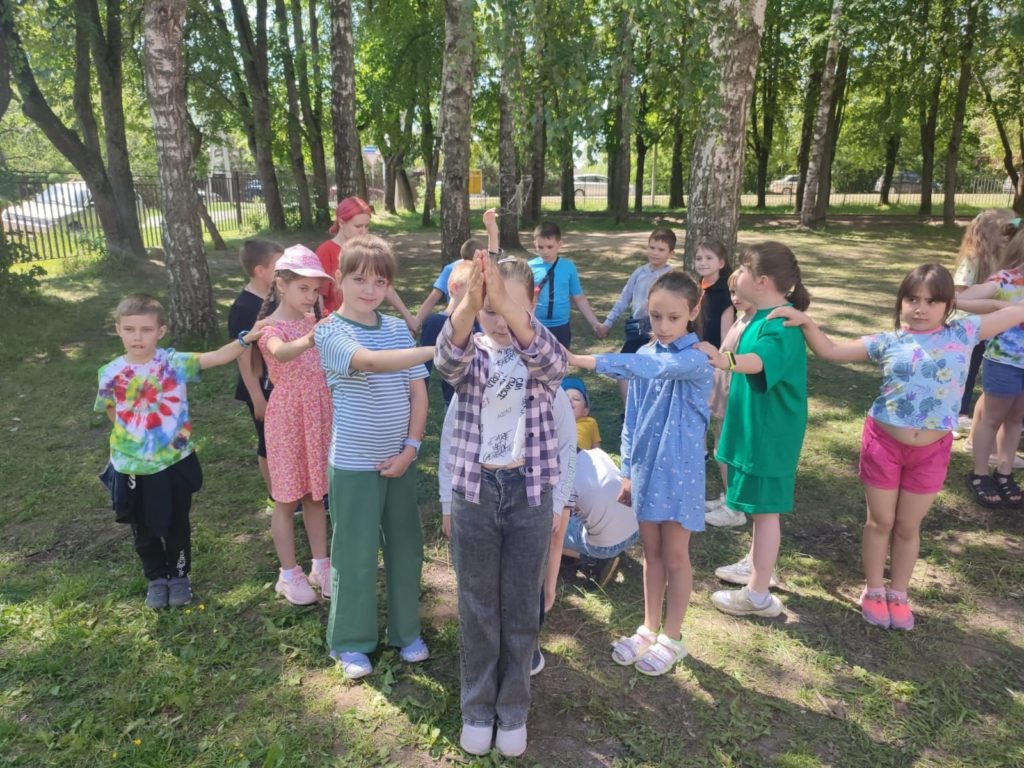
[576,416,601,450]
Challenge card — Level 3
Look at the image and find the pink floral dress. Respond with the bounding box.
[258,318,332,503]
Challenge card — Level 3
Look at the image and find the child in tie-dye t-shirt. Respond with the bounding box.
[96,294,268,611]
[771,262,1024,632]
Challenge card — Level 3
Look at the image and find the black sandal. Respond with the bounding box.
[992,471,1024,509]
[965,473,1003,509]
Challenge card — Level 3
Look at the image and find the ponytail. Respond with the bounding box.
[741,241,811,312]
[787,281,810,311]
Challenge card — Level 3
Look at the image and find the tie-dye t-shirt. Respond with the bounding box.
[95,348,202,474]
[862,317,981,430]
[983,269,1024,369]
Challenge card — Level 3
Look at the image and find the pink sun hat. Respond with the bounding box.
[275,244,335,282]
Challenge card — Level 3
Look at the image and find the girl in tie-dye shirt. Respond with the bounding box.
[771,263,1024,632]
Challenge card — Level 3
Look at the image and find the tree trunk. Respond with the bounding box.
[396,166,416,212]
[143,0,217,339]
[329,0,365,200]
[800,0,842,228]
[440,0,474,264]
[978,74,1024,215]
[77,0,146,256]
[880,133,900,205]
[684,0,767,264]
[497,8,523,249]
[186,116,228,251]
[795,44,824,213]
[813,45,849,220]
[528,89,545,223]
[942,0,979,226]
[634,132,646,214]
[383,152,400,214]
[559,138,575,212]
[420,100,438,226]
[274,0,312,228]
[751,7,779,210]
[610,10,633,224]
[1,0,136,258]
[669,123,684,208]
[919,0,953,215]
[229,0,286,229]
[292,0,329,224]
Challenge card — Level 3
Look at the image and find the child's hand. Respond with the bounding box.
[405,314,421,337]
[480,251,511,313]
[767,306,807,326]
[442,515,451,539]
[459,258,485,314]
[377,447,415,478]
[567,351,586,368]
[242,320,273,345]
[483,208,498,232]
[593,323,609,340]
[694,341,727,369]
[617,478,632,506]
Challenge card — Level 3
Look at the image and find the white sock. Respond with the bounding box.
[745,587,770,607]
[313,557,330,571]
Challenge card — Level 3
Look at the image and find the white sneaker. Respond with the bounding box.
[275,567,318,605]
[495,724,527,757]
[705,504,747,527]
[712,586,783,617]
[309,559,332,599]
[460,723,494,756]
[704,493,725,512]
[714,556,778,587]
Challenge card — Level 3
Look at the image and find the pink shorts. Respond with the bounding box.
[858,416,952,494]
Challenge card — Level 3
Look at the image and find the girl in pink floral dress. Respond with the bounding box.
[257,245,334,605]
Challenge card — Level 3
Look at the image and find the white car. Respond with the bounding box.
[2,181,94,234]
[573,174,634,199]
[769,174,800,194]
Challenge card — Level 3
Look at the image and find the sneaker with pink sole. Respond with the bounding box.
[886,590,915,630]
[859,587,890,628]
[275,566,318,605]
[309,559,332,599]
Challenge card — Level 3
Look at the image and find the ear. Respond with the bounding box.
[157,325,168,340]
[688,303,701,322]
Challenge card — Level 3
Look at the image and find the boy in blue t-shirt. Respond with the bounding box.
[415,209,501,321]
[527,221,604,349]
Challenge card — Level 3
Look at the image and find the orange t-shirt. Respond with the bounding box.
[315,239,343,313]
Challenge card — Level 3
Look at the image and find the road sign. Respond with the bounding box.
[362,146,381,166]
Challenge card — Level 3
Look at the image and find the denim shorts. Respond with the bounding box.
[562,516,638,559]
[982,357,1024,397]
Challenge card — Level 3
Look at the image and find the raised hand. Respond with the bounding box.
[767,305,808,326]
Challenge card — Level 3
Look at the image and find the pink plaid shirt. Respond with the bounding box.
[433,315,567,506]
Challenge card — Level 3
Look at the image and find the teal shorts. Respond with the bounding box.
[726,467,795,515]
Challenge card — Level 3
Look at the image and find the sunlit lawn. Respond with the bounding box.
[1,218,1022,767]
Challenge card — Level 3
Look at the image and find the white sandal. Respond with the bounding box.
[635,633,687,676]
[611,625,657,666]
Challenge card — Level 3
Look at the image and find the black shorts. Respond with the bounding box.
[547,322,572,349]
[245,400,268,458]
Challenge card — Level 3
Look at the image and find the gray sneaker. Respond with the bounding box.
[145,578,169,610]
[167,576,192,607]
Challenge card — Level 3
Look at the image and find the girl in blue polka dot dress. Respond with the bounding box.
[568,271,712,676]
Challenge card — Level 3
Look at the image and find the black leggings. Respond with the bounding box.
[960,342,985,416]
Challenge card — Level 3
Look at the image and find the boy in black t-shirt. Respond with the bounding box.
[227,239,283,501]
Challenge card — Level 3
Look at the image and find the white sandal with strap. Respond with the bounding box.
[611,625,657,666]
[635,633,687,676]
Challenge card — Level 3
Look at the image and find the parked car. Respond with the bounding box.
[1004,176,1018,194]
[573,174,634,198]
[2,181,94,234]
[241,179,263,201]
[769,174,800,194]
[874,171,940,194]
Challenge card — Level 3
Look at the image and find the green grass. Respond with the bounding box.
[2,222,1023,767]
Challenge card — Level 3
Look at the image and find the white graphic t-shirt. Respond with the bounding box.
[478,337,528,467]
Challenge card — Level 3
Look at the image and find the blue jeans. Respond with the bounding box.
[451,469,552,730]
[562,516,639,559]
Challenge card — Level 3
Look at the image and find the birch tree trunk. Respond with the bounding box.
[143,0,217,339]
[440,0,474,263]
[609,8,633,224]
[684,0,767,264]
[497,5,523,249]
[330,0,366,200]
[800,0,842,228]
[292,0,329,223]
[668,123,684,208]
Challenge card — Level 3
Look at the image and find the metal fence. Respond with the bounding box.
[1,172,270,262]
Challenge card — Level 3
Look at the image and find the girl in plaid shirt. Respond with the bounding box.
[434,253,567,759]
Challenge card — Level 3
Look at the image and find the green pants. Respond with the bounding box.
[326,464,423,654]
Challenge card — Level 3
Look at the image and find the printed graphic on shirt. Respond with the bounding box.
[479,345,528,465]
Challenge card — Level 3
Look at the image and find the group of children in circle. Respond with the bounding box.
[96,195,1024,759]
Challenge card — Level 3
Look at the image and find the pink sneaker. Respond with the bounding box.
[309,559,332,599]
[859,587,890,628]
[886,590,914,630]
[275,566,318,605]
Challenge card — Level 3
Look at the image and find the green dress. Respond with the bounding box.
[716,306,808,513]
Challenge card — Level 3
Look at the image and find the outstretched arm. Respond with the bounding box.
[349,345,434,373]
[766,306,869,362]
[483,208,500,252]
[978,303,1024,341]
[198,321,270,370]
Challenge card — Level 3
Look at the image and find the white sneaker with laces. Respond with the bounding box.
[275,567,318,605]
[309,559,332,598]
[704,493,725,512]
[712,586,783,617]
[713,556,778,587]
[705,504,747,527]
